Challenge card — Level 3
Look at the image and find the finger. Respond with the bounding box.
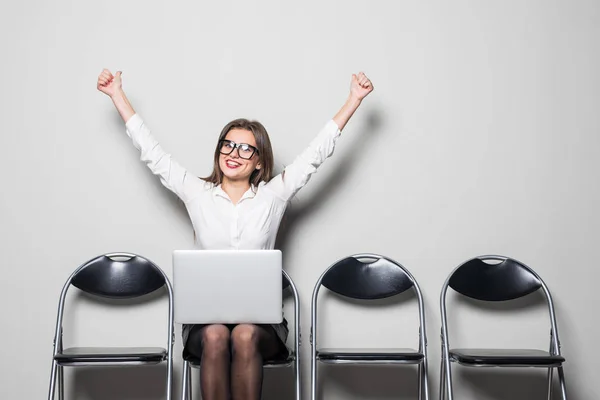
[97,77,109,86]
[115,71,122,78]
[101,71,113,81]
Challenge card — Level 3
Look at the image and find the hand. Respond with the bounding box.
[97,69,123,97]
[350,72,374,101]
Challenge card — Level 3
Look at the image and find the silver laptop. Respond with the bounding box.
[173,250,283,324]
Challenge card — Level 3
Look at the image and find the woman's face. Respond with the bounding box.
[218,128,261,184]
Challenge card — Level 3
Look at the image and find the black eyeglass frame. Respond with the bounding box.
[218,139,259,159]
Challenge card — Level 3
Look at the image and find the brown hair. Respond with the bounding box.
[202,118,274,187]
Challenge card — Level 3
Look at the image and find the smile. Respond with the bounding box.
[225,160,242,168]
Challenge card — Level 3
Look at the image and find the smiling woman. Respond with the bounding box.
[96,68,373,400]
[203,118,275,203]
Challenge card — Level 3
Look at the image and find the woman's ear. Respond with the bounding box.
[256,163,262,170]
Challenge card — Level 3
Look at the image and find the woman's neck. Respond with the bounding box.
[221,179,251,204]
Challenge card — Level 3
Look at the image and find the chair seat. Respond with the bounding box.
[317,348,424,363]
[264,353,296,368]
[449,348,565,366]
[184,352,295,367]
[55,347,167,365]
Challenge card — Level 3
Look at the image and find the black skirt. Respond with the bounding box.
[182,317,289,361]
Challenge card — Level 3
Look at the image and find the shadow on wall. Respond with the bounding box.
[68,365,168,400]
[110,110,193,234]
[275,105,387,253]
[317,364,420,399]
[450,368,577,400]
[441,288,579,400]
[262,367,297,400]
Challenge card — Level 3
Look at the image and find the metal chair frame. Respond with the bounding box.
[47,253,174,400]
[311,253,429,400]
[439,254,567,400]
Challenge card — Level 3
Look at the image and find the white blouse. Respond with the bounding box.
[125,114,341,249]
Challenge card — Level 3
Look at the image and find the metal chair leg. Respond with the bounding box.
[187,363,193,400]
[423,357,430,400]
[439,358,446,400]
[294,356,300,400]
[557,366,567,400]
[547,367,554,400]
[48,361,58,400]
[58,366,64,400]
[181,361,189,400]
[167,353,173,400]
[418,363,423,400]
[445,359,454,400]
[311,357,317,400]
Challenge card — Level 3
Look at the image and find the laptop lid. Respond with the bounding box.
[173,250,283,324]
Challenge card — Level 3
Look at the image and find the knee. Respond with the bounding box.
[231,324,260,358]
[202,325,230,359]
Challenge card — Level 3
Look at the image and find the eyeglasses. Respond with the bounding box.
[219,139,258,160]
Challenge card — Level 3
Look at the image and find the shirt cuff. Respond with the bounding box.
[327,119,342,134]
[125,113,142,129]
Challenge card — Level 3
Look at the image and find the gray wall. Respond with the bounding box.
[1,0,598,399]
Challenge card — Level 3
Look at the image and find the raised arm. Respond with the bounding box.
[97,69,205,203]
[265,72,374,201]
[333,72,374,131]
[97,69,135,123]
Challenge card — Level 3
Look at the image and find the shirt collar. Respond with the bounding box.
[213,184,257,202]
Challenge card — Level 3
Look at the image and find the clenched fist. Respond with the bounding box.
[97,69,122,98]
[350,72,374,101]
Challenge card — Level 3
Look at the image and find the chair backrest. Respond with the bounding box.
[71,253,167,299]
[440,255,561,355]
[448,256,542,301]
[311,253,427,351]
[282,272,291,292]
[321,254,415,300]
[51,253,174,354]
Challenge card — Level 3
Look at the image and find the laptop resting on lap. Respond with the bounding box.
[173,250,283,324]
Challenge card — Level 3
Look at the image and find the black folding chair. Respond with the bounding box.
[47,253,174,400]
[439,255,567,400]
[310,253,429,400]
[180,269,301,400]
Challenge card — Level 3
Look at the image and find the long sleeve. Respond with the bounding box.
[265,120,341,201]
[125,114,206,203]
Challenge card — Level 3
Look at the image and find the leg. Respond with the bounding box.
[557,366,567,400]
[418,363,423,400]
[230,324,281,400]
[186,324,231,400]
[422,356,430,400]
[58,366,64,400]
[181,361,189,400]
[187,363,192,400]
[439,358,446,400]
[547,367,554,400]
[48,360,58,400]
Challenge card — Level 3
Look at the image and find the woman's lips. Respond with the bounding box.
[225,160,241,168]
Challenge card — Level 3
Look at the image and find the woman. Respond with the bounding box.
[97,69,373,400]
